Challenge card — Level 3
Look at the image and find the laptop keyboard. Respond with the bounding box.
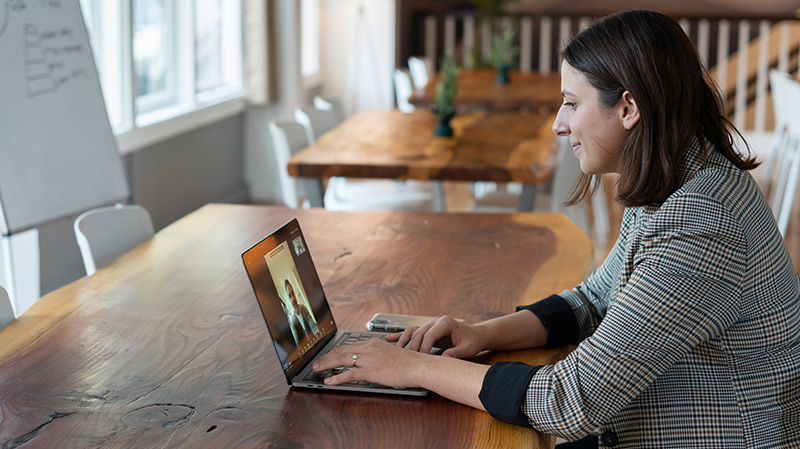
[302,332,386,386]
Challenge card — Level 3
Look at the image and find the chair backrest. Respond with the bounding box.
[762,70,794,196]
[407,56,432,90]
[313,95,346,124]
[293,106,338,144]
[550,136,590,234]
[392,68,415,113]
[771,76,800,235]
[269,120,310,208]
[0,285,14,331]
[74,204,155,276]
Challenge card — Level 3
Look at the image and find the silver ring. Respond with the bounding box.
[352,353,358,367]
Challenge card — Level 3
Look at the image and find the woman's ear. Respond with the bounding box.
[620,91,640,131]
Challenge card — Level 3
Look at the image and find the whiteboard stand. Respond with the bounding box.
[0,230,40,317]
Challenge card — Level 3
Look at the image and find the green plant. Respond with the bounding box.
[434,54,460,120]
[490,25,518,70]
[462,0,522,19]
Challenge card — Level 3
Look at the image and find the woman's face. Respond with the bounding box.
[552,61,634,175]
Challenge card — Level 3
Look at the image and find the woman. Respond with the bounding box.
[313,10,800,448]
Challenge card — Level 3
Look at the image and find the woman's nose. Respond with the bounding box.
[552,110,569,136]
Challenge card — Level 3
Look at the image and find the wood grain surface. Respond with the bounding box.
[409,70,563,113]
[0,204,591,448]
[288,110,559,185]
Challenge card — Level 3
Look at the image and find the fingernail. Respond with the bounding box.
[324,378,332,384]
[312,361,319,370]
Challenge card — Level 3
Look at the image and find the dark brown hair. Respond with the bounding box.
[561,10,758,207]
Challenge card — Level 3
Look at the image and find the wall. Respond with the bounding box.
[318,0,397,116]
[246,0,398,204]
[36,113,248,299]
[245,0,303,203]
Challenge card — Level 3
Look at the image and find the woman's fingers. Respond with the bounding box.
[394,325,422,349]
[407,317,449,352]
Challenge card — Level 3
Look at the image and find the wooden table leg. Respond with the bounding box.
[518,184,538,212]
[304,178,325,207]
[432,181,445,212]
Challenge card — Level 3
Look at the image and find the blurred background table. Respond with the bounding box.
[409,69,562,113]
[288,109,560,211]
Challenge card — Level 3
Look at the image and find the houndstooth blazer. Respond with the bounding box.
[480,141,800,448]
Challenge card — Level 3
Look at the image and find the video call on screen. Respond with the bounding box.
[246,221,335,372]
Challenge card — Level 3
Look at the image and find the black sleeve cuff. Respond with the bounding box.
[479,362,542,427]
[517,294,579,347]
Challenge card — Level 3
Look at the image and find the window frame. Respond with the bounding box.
[80,0,246,154]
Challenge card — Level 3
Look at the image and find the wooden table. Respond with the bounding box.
[409,69,563,113]
[288,109,560,212]
[0,204,591,449]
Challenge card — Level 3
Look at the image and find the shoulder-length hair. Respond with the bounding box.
[561,9,758,207]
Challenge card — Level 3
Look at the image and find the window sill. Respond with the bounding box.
[115,89,247,155]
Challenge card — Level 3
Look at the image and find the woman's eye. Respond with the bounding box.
[562,102,576,110]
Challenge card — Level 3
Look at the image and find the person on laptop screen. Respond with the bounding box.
[283,279,319,345]
[312,9,800,449]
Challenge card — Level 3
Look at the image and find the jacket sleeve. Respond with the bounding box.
[558,208,638,342]
[477,210,637,424]
[518,193,746,439]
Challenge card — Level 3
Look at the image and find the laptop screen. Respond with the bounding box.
[242,219,337,381]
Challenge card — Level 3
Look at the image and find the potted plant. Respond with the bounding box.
[491,25,518,84]
[433,54,460,137]
[463,0,522,19]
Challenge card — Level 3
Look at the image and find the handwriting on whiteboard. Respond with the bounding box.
[24,23,87,98]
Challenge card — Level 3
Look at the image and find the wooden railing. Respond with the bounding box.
[412,13,800,133]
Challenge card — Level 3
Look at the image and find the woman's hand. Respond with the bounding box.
[388,315,487,359]
[311,336,491,410]
[312,338,428,388]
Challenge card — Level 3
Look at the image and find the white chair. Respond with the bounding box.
[269,120,311,209]
[766,73,800,235]
[408,56,433,90]
[293,106,339,145]
[762,70,793,198]
[313,95,346,124]
[392,68,415,113]
[0,285,15,330]
[549,138,609,249]
[74,204,154,276]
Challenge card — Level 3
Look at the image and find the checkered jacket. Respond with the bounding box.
[481,141,800,447]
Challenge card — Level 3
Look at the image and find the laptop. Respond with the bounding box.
[242,218,429,396]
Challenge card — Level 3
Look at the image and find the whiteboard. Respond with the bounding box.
[0,0,129,235]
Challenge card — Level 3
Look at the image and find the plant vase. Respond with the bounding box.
[434,114,455,137]
[496,65,509,84]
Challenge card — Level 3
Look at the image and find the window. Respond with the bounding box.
[195,0,242,99]
[79,0,244,147]
[133,0,175,112]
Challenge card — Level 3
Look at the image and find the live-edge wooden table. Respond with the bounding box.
[0,204,591,448]
[288,109,560,212]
